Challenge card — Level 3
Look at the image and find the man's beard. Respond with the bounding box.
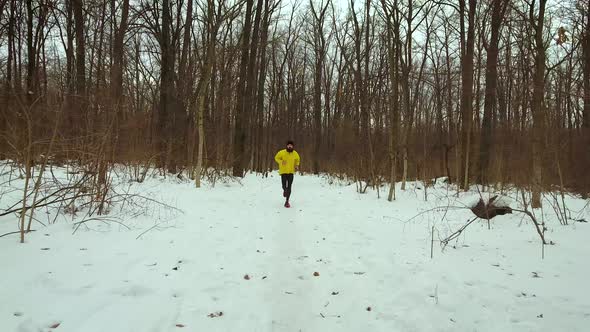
[287,147,293,152]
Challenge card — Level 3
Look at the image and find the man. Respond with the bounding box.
[274,140,300,208]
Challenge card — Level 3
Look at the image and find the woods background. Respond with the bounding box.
[0,0,589,205]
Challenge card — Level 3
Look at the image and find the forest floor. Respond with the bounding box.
[1,165,589,332]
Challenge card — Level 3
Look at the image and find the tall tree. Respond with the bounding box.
[309,0,330,175]
[111,0,130,122]
[530,0,547,208]
[381,0,400,201]
[233,0,255,177]
[584,4,590,130]
[459,0,476,190]
[73,0,86,108]
[158,0,177,172]
[25,0,36,99]
[478,0,509,185]
[582,3,590,194]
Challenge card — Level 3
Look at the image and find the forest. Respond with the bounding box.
[0,0,589,204]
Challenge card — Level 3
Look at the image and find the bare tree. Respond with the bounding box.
[308,0,331,175]
[459,0,476,190]
[479,0,509,186]
[233,0,256,177]
[1,0,589,209]
[381,0,400,201]
[583,2,590,194]
[530,0,548,208]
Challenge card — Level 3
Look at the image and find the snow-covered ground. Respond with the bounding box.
[1,166,589,332]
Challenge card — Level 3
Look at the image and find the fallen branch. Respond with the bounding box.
[512,208,547,244]
[72,216,130,235]
[0,230,36,239]
[135,221,174,240]
[441,217,477,249]
[108,192,184,214]
[406,205,467,224]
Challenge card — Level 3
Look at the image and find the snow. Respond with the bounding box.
[1,166,590,332]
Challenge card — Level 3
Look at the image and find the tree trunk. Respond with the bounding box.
[582,6,590,194]
[583,8,590,128]
[530,0,547,208]
[460,0,476,190]
[1,0,16,158]
[444,25,454,184]
[479,0,508,185]
[195,0,219,188]
[6,0,15,92]
[398,0,413,191]
[244,0,264,173]
[255,0,272,173]
[310,1,329,175]
[25,0,36,100]
[233,0,255,177]
[158,0,176,172]
[111,0,129,120]
[73,0,86,124]
[381,0,399,201]
[585,7,590,130]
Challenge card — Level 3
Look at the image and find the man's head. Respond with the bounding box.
[286,140,294,152]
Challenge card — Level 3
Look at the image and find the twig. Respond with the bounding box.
[72,217,130,235]
[406,205,467,223]
[512,208,547,244]
[109,192,184,214]
[441,217,478,249]
[431,225,435,259]
[136,222,164,240]
[1,193,96,216]
[1,230,36,238]
[1,174,93,216]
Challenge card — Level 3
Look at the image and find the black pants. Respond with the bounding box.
[281,173,294,201]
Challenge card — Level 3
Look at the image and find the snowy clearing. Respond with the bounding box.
[1,167,590,332]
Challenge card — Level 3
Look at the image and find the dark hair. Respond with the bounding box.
[286,140,294,146]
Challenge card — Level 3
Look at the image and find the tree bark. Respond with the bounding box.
[158,0,176,172]
[479,0,508,185]
[582,6,590,193]
[584,7,590,130]
[111,0,130,121]
[381,0,400,201]
[460,0,476,190]
[195,0,220,187]
[232,0,255,177]
[530,0,547,208]
[25,0,36,100]
[73,0,85,103]
[310,0,329,175]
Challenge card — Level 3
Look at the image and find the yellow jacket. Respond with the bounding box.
[274,149,300,174]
